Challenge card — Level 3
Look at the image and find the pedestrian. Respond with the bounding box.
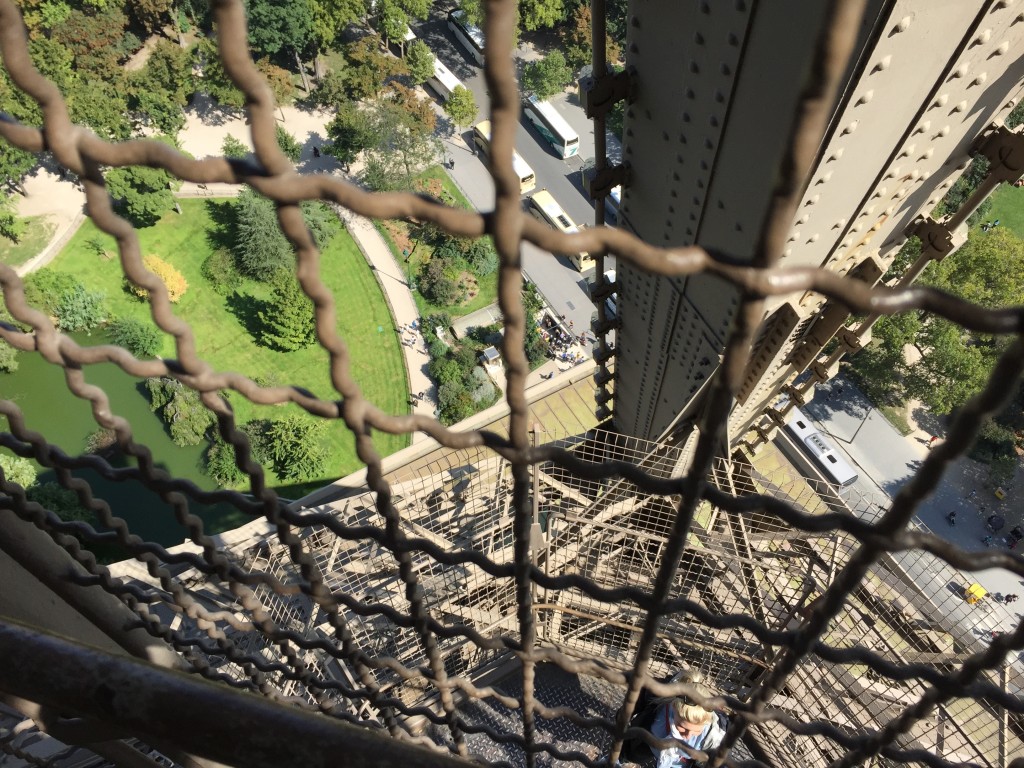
[928,435,939,448]
[313,146,321,158]
[418,391,424,399]
[449,157,456,170]
[968,489,977,499]
[1005,593,1019,604]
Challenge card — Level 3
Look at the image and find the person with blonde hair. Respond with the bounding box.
[639,672,728,768]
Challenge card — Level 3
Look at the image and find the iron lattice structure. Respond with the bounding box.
[0,1,1023,767]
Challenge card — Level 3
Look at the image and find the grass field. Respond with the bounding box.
[49,198,409,487]
[0,215,56,267]
[985,184,1024,238]
[376,165,499,319]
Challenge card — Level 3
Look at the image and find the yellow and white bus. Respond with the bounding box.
[528,188,593,272]
[472,120,537,195]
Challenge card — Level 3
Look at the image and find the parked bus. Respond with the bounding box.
[447,9,485,66]
[783,407,859,491]
[426,56,463,102]
[529,189,593,271]
[523,95,580,159]
[472,120,537,195]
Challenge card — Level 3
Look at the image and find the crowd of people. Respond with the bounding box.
[540,313,588,367]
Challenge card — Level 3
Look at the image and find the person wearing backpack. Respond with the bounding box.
[622,671,729,767]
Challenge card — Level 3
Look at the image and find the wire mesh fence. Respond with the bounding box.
[1,0,1023,767]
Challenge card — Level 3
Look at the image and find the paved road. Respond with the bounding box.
[798,376,1023,641]
[412,10,606,334]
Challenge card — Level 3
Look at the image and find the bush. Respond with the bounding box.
[126,254,188,303]
[0,342,18,374]
[108,317,162,358]
[262,415,328,482]
[419,257,464,305]
[465,239,498,276]
[222,134,249,159]
[23,269,81,316]
[438,380,474,425]
[275,124,303,162]
[27,482,94,524]
[300,201,342,249]
[146,377,215,446]
[0,454,37,488]
[205,435,247,488]
[56,287,107,332]
[468,366,495,403]
[201,249,243,295]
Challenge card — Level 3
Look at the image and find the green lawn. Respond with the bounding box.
[376,165,499,319]
[0,214,56,267]
[49,198,409,487]
[986,184,1024,238]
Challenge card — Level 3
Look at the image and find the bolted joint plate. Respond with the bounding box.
[583,163,629,203]
[579,68,636,120]
[972,122,1024,183]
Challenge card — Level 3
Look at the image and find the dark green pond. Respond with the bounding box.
[1,331,252,549]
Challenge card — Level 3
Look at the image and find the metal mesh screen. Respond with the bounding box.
[1,1,1023,767]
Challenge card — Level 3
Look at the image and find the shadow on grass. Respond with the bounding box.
[204,198,238,252]
[225,291,265,341]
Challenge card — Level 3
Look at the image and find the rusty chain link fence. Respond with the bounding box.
[1,0,1023,767]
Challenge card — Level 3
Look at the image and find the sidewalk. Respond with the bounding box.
[803,375,1024,637]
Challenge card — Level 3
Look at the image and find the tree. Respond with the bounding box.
[443,86,478,129]
[246,0,314,59]
[53,6,129,75]
[201,249,243,295]
[194,37,245,108]
[256,57,295,106]
[464,238,497,276]
[343,34,409,100]
[126,254,189,303]
[222,134,250,159]
[900,227,1024,414]
[324,102,376,166]
[0,142,37,197]
[106,165,177,227]
[355,100,441,192]
[0,454,37,489]
[275,124,303,162]
[522,51,572,100]
[258,272,316,351]
[388,82,436,133]
[419,249,464,306]
[263,415,328,481]
[108,317,162,357]
[205,435,247,487]
[300,201,342,249]
[308,0,368,56]
[520,0,565,30]
[376,0,411,47]
[127,0,174,34]
[232,188,292,278]
[562,3,621,72]
[68,77,132,140]
[127,39,194,135]
[146,377,215,446]
[438,380,474,424]
[405,40,435,85]
[0,196,25,243]
[308,69,348,108]
[23,270,81,317]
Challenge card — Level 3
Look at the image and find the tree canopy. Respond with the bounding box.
[106,164,177,227]
[443,86,478,128]
[405,39,435,85]
[245,0,314,58]
[522,51,572,100]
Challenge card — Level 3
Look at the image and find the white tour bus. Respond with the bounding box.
[447,9,485,66]
[529,189,593,272]
[472,120,537,195]
[783,407,859,492]
[523,95,580,159]
[426,56,463,102]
